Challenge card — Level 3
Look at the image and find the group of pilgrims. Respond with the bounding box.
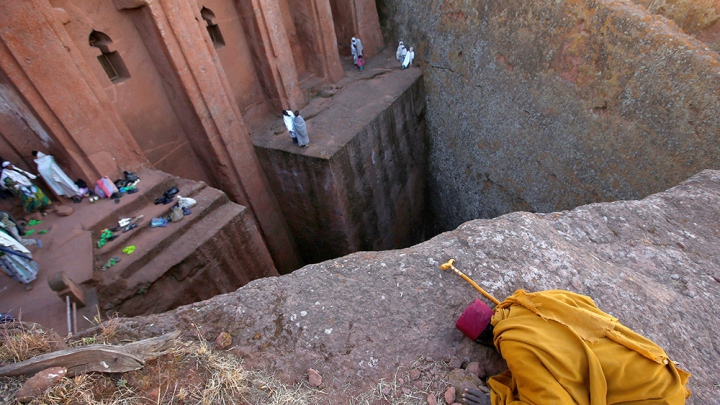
[352,37,415,70]
[396,41,415,69]
[0,152,84,290]
[280,37,416,146]
[282,110,310,148]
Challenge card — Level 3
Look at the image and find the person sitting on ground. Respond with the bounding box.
[0,211,40,248]
[293,111,310,148]
[282,109,297,144]
[457,289,690,405]
[32,151,80,200]
[0,161,51,215]
[396,41,407,62]
[402,47,415,69]
[0,230,39,291]
[351,37,364,68]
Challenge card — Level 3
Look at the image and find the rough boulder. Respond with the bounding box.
[110,170,720,404]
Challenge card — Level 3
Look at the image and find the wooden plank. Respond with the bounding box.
[0,330,181,377]
[0,347,143,377]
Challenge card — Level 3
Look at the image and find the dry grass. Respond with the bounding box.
[30,373,141,405]
[170,338,319,405]
[71,309,120,348]
[0,321,55,364]
[0,375,25,403]
[0,322,444,405]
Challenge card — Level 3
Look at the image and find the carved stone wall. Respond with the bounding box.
[254,69,426,264]
[382,0,720,235]
[0,0,384,272]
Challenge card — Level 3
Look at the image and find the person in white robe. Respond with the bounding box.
[0,211,40,248]
[351,37,364,67]
[282,110,297,144]
[396,41,407,62]
[402,47,415,69]
[293,111,310,148]
[1,161,51,213]
[0,230,39,290]
[32,151,79,198]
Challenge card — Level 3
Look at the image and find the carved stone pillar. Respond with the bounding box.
[330,0,383,59]
[352,0,383,58]
[236,0,305,110]
[300,0,344,83]
[115,0,302,273]
[0,0,146,180]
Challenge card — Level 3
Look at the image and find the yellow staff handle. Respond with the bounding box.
[440,259,501,306]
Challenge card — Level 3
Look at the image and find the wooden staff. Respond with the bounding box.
[440,259,501,306]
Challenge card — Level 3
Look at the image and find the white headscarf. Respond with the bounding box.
[351,37,363,57]
[396,41,407,61]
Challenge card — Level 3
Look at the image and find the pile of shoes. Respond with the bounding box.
[96,229,118,249]
[154,187,179,205]
[116,215,144,233]
[151,217,168,228]
[114,171,141,195]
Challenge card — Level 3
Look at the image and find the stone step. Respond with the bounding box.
[94,185,229,284]
[97,201,246,313]
[93,179,209,266]
[81,170,177,231]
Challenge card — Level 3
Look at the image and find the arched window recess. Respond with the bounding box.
[201,7,225,49]
[89,30,130,83]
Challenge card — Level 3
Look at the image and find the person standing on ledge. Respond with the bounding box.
[402,47,415,69]
[351,37,364,68]
[32,150,80,200]
[396,41,407,63]
[293,111,309,148]
[457,289,691,405]
[282,110,297,144]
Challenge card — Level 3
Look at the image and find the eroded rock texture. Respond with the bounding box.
[631,0,720,53]
[381,0,720,234]
[111,170,720,404]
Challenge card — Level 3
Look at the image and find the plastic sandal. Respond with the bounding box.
[122,245,136,255]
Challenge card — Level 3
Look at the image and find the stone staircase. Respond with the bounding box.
[0,170,277,333]
[87,170,278,317]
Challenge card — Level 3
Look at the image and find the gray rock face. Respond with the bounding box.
[112,170,720,404]
[380,0,720,234]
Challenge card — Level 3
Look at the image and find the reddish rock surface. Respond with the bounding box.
[444,386,456,404]
[54,206,73,217]
[308,368,322,387]
[214,332,232,350]
[104,170,720,403]
[631,0,720,53]
[465,361,480,377]
[15,367,67,403]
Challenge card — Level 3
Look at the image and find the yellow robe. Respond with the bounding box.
[488,290,690,405]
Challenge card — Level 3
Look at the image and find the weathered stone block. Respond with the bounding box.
[254,68,427,263]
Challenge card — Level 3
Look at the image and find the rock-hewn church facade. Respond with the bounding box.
[0,0,383,272]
